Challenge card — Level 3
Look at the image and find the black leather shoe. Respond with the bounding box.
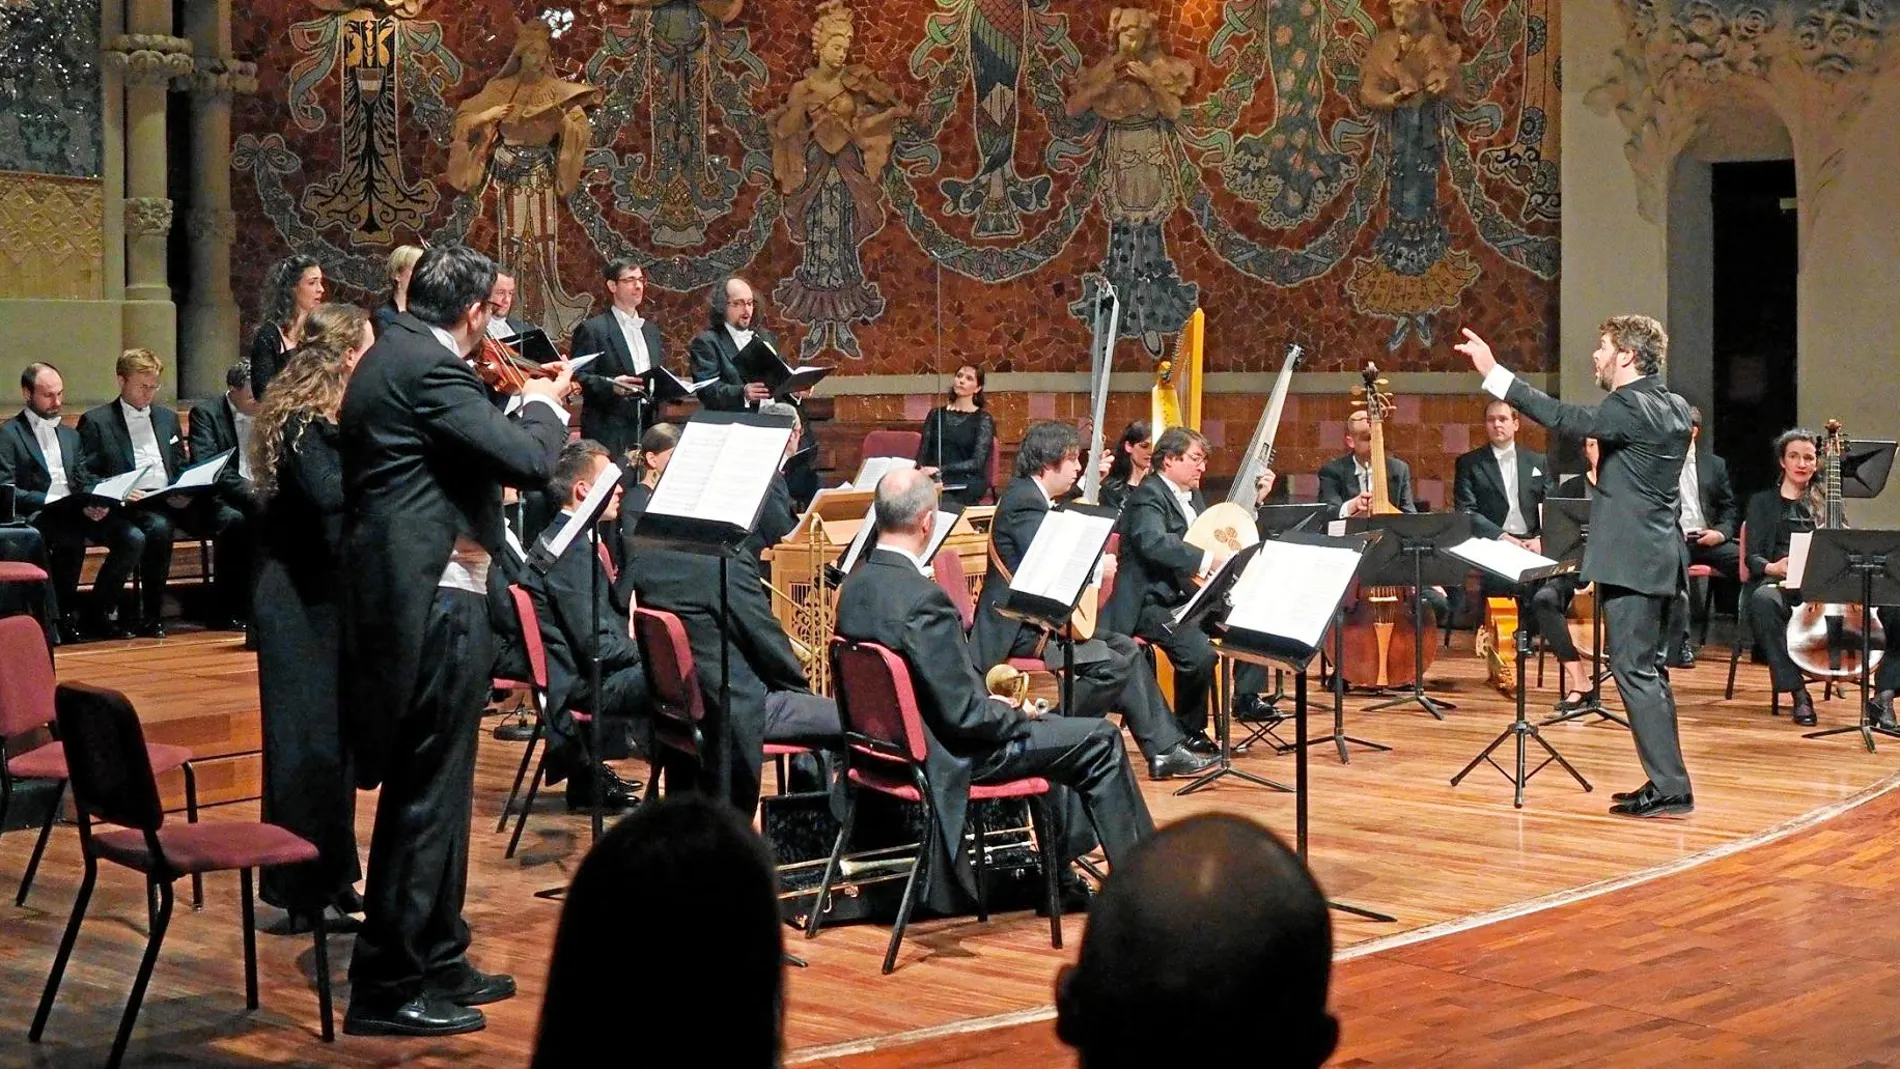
[1666,648,1696,669]
[1183,731,1220,756]
[565,767,642,812]
[431,966,516,1007]
[1610,781,1654,803]
[1791,689,1817,727]
[84,617,134,641]
[1869,691,1898,731]
[282,905,362,935]
[343,996,485,1037]
[1234,693,1283,723]
[136,619,166,639]
[1148,741,1217,780]
[1552,690,1592,715]
[1609,785,1694,818]
[334,886,365,915]
[1037,871,1095,917]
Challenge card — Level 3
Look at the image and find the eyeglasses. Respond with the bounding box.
[727,298,756,308]
[612,274,644,284]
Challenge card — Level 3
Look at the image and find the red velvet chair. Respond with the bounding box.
[861,429,923,468]
[929,548,976,631]
[632,606,707,800]
[0,559,53,644]
[500,584,606,858]
[810,639,1062,974]
[31,683,333,1068]
[0,616,200,909]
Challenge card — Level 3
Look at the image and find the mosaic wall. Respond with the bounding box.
[0,0,105,177]
[229,0,1561,382]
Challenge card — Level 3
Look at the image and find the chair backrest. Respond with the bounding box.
[830,639,930,767]
[985,437,1000,497]
[632,607,705,729]
[507,584,551,691]
[54,683,164,833]
[930,549,976,631]
[864,429,923,466]
[1738,523,1751,584]
[0,614,55,739]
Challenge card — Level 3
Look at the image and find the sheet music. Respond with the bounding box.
[1446,536,1559,582]
[839,504,878,573]
[564,353,599,373]
[1011,509,1115,606]
[92,467,150,501]
[1786,531,1814,589]
[1227,539,1364,648]
[848,455,916,490]
[159,451,232,493]
[544,462,624,559]
[922,510,959,568]
[647,422,791,530]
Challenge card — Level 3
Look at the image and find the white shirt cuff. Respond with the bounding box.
[1338,500,1355,518]
[1481,365,1516,400]
[521,394,571,425]
[1197,550,1214,578]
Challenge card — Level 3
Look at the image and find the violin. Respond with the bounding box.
[475,333,560,394]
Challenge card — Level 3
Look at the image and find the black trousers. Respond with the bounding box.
[1748,584,1900,694]
[167,498,251,622]
[1531,576,1582,663]
[1136,614,1215,737]
[546,663,648,785]
[971,715,1153,866]
[1602,585,1691,797]
[1009,630,1186,759]
[31,505,143,623]
[349,588,493,1007]
[1669,539,1742,654]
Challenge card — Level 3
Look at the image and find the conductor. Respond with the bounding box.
[1455,316,1696,818]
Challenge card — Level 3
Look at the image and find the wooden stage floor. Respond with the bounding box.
[2,631,1897,1066]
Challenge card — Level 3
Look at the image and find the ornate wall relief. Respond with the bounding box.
[0,171,104,299]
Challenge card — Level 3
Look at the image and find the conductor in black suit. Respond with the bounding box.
[1665,406,1740,666]
[1452,399,1549,596]
[337,244,574,1037]
[688,275,779,412]
[1457,315,1696,818]
[837,469,1154,887]
[0,363,142,639]
[970,421,1213,780]
[569,259,666,456]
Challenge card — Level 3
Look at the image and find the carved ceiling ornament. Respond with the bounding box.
[1587,0,1896,226]
[191,56,260,98]
[102,34,196,89]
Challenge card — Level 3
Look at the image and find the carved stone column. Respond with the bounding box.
[102,14,192,375]
[180,0,255,398]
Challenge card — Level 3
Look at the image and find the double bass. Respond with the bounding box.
[1786,420,1885,680]
[1336,364,1439,689]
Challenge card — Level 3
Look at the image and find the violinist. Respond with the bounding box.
[1741,429,1900,729]
[476,272,535,411]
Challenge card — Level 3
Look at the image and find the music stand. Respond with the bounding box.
[1449,556,1592,806]
[1238,504,1339,753]
[1537,497,1629,729]
[1842,440,1897,499]
[1166,543,1291,796]
[1798,529,1900,751]
[1348,511,1473,719]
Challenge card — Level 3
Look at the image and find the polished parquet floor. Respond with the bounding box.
[2,629,1897,1067]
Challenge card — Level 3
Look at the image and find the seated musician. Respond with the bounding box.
[1100,427,1234,749]
[1453,399,1549,596]
[1531,438,1599,714]
[1742,429,1900,729]
[613,421,679,597]
[77,348,250,637]
[835,468,1154,895]
[1318,409,1450,624]
[623,474,841,814]
[750,401,804,558]
[527,440,648,810]
[1667,406,1741,667]
[971,420,1215,780]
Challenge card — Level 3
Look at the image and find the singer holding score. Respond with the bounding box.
[1455,316,1696,818]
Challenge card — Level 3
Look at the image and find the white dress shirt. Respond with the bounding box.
[1678,452,1706,533]
[877,542,933,576]
[1337,458,1374,517]
[484,316,516,341]
[1492,443,1530,536]
[25,409,70,503]
[120,400,170,492]
[1157,472,1214,576]
[611,306,654,374]
[724,322,756,352]
[231,399,256,482]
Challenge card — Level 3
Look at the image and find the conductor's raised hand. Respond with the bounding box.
[1454,328,1498,376]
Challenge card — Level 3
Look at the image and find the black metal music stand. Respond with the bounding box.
[1842,440,1897,499]
[1537,496,1629,729]
[1798,530,1900,751]
[1168,543,1292,796]
[1347,511,1472,719]
[1450,560,1593,806]
[1242,504,1352,756]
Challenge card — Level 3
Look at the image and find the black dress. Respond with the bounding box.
[253,415,360,910]
[249,325,291,398]
[917,407,996,507]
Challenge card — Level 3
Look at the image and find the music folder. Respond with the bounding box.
[528,461,624,575]
[997,503,1117,631]
[641,363,719,402]
[846,454,915,491]
[134,450,233,505]
[1444,537,1574,586]
[1206,532,1370,671]
[40,465,151,512]
[500,327,561,365]
[735,335,832,400]
[629,410,795,556]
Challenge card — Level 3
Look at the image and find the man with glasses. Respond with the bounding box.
[688,276,780,412]
[571,259,666,456]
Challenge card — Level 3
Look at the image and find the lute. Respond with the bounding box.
[1183,342,1302,557]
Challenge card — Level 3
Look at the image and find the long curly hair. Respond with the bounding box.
[250,303,366,501]
[258,254,322,332]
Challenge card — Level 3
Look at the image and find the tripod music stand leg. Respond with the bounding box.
[1452,621,1590,805]
[1363,547,1455,718]
[1289,671,1394,923]
[1177,652,1294,796]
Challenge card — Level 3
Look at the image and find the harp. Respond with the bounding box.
[1151,308,1204,435]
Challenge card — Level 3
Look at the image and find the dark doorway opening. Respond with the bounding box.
[1710,159,1798,502]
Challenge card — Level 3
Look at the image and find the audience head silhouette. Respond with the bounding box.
[532,795,784,1069]
[1056,813,1338,1069]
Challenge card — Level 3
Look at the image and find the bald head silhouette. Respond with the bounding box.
[1056,813,1338,1068]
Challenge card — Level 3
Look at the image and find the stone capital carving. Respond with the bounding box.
[103,34,197,89]
[124,197,175,237]
[190,56,260,98]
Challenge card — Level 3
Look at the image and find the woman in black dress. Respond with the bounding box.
[249,254,325,397]
[1097,419,1153,509]
[371,244,424,337]
[917,363,996,506]
[250,302,374,930]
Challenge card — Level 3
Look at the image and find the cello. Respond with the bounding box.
[1336,364,1439,689]
[1786,420,1885,681]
